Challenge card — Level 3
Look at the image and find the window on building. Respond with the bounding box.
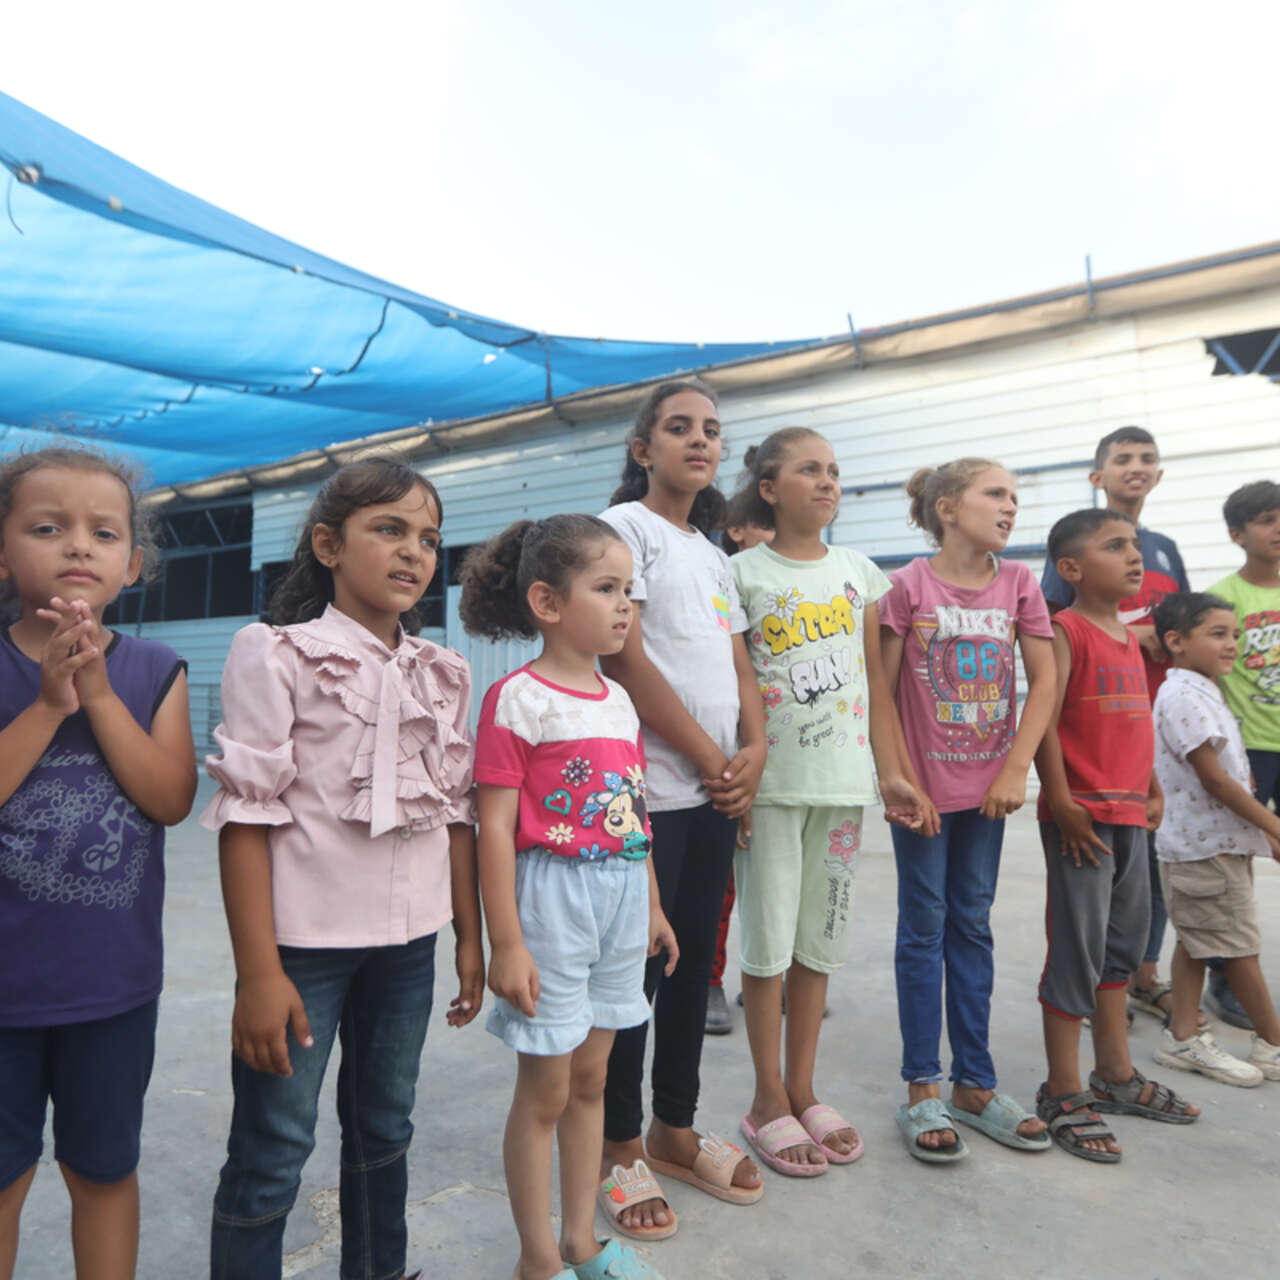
[1205,329,1280,382]
[104,500,255,626]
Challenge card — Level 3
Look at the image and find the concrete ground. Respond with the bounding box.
[15,783,1280,1278]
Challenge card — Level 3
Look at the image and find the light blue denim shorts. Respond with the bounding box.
[486,849,651,1056]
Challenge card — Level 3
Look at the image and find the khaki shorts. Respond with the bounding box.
[1159,854,1260,959]
[734,804,861,977]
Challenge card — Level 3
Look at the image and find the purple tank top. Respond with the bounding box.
[0,630,184,1026]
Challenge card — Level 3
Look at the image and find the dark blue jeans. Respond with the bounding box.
[893,810,1004,1089]
[211,934,436,1280]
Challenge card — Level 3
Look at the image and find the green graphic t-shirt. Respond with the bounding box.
[1208,572,1280,751]
[733,543,891,805]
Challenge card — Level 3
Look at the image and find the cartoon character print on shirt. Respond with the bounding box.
[0,751,154,908]
[541,758,650,860]
[580,769,650,860]
[1240,610,1280,704]
[910,604,1015,760]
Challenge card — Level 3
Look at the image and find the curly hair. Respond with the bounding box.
[609,379,727,535]
[268,456,443,629]
[0,445,159,621]
[905,457,1003,546]
[458,514,623,641]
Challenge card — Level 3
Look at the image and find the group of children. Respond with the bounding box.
[1,397,1278,1280]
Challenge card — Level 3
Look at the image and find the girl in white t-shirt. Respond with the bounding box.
[597,380,766,1239]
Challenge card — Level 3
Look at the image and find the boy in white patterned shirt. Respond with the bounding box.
[1150,592,1280,1086]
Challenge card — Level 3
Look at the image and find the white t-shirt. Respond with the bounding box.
[599,501,747,811]
[1153,667,1269,863]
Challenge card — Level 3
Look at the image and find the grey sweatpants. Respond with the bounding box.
[1038,821,1150,1020]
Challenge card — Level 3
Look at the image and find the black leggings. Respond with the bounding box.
[603,802,738,1140]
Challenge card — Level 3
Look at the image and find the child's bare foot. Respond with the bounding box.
[745,1087,825,1167]
[787,1087,857,1159]
[600,1137,671,1235]
[906,1082,957,1150]
[646,1116,762,1191]
[950,1084,1047,1142]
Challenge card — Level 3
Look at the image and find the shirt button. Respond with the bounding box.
[399,826,413,840]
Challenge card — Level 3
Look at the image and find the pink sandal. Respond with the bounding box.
[596,1161,678,1240]
[798,1103,864,1164]
[739,1114,828,1177]
[646,1133,764,1205]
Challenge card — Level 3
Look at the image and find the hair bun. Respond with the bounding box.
[743,444,759,467]
[904,466,933,499]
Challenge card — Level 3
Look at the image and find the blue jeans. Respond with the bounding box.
[892,811,1004,1089]
[211,934,437,1280]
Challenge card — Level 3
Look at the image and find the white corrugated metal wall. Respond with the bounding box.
[179,283,1280,735]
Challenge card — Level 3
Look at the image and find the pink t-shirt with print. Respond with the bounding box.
[881,557,1053,814]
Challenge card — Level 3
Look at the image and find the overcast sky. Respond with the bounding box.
[8,0,1279,343]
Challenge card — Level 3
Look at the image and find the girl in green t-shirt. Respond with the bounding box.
[730,427,922,1179]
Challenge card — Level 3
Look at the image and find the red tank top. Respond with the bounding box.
[1036,609,1153,826]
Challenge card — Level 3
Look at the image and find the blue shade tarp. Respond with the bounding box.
[0,91,821,488]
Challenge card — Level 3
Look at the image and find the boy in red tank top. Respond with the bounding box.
[1032,509,1201,1162]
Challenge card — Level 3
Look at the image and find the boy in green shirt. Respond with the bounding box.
[1207,479,1280,1030]
[1211,480,1280,797]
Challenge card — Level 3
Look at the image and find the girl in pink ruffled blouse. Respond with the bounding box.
[201,458,483,1280]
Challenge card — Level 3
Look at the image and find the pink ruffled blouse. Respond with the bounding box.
[200,605,476,947]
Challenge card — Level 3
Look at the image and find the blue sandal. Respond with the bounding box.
[895,1098,969,1163]
[951,1091,1051,1151]
[571,1238,665,1279]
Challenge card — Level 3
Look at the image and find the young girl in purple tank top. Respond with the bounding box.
[0,448,196,1280]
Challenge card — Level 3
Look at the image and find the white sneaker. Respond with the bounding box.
[1248,1035,1280,1081]
[1153,1029,1264,1087]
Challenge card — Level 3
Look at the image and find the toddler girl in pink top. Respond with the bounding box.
[461,514,676,1280]
[201,457,483,1280]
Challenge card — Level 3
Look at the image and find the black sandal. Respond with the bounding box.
[1035,1084,1121,1163]
[1088,1069,1197,1124]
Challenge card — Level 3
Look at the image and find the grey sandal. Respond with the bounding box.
[1035,1084,1121,1164]
[1088,1069,1198,1124]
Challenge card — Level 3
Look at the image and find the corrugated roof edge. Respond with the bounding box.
[144,238,1280,507]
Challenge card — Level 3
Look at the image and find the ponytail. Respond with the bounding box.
[905,457,1000,546]
[725,427,823,530]
[459,514,624,641]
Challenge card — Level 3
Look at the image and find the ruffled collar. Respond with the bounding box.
[280,605,472,836]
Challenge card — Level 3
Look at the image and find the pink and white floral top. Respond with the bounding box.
[474,666,650,861]
[200,605,475,947]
